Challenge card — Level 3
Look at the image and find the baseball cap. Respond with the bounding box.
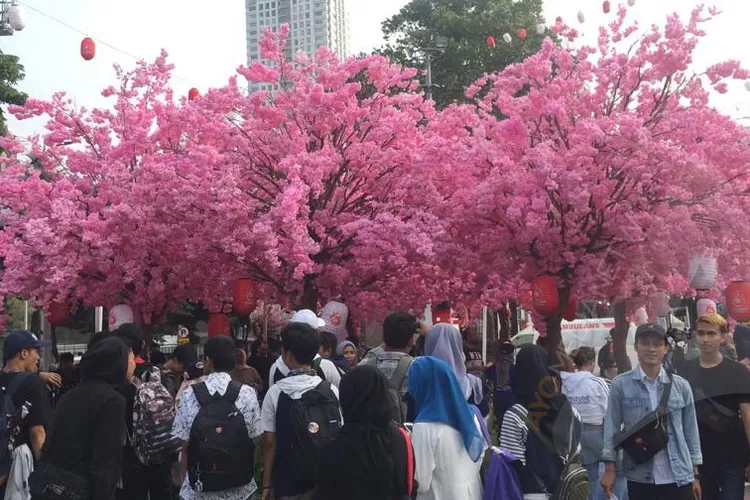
[4,330,52,360]
[635,322,668,342]
[170,344,198,367]
[290,309,326,329]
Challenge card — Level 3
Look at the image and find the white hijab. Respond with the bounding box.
[425,323,472,398]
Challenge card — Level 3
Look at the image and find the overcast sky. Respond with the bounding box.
[2,0,749,138]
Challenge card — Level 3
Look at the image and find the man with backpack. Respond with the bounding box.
[268,310,341,388]
[172,335,262,500]
[260,322,342,500]
[360,312,417,423]
[0,330,52,498]
[114,324,176,500]
[602,323,702,500]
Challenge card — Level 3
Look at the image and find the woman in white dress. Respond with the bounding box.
[408,356,484,500]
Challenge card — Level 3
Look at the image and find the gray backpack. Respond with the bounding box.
[365,354,413,423]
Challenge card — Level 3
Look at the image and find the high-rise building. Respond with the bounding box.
[245,0,349,92]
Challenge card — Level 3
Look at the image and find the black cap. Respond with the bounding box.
[4,330,52,360]
[635,322,668,342]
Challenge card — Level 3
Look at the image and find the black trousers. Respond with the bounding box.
[627,481,694,500]
[116,462,172,500]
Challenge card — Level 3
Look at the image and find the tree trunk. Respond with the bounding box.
[544,312,569,370]
[509,300,519,339]
[299,276,319,310]
[612,301,632,373]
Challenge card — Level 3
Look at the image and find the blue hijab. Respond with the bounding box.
[408,356,484,462]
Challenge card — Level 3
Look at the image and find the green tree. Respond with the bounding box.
[0,50,27,136]
[381,0,546,108]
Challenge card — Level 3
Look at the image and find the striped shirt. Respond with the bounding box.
[500,404,582,466]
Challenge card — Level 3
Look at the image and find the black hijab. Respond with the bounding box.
[80,337,129,386]
[513,344,578,455]
[316,365,407,500]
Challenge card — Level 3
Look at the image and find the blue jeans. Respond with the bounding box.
[582,424,629,500]
[699,465,746,500]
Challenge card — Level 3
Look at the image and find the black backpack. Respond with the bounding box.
[273,359,325,384]
[0,373,30,479]
[188,382,254,493]
[279,381,341,484]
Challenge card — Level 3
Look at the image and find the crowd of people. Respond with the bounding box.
[0,309,749,500]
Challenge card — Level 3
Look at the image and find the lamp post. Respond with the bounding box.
[422,35,449,101]
[0,1,26,36]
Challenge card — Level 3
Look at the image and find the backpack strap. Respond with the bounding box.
[397,426,414,496]
[312,358,325,380]
[192,382,212,407]
[389,356,413,391]
[224,382,242,405]
[513,406,573,464]
[4,372,31,398]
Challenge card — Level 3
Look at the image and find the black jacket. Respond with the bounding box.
[40,338,128,500]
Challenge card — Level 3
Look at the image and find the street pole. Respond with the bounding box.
[425,53,433,101]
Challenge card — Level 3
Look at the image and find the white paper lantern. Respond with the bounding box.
[536,23,546,35]
[577,11,585,23]
[8,4,25,31]
[634,307,648,326]
[109,304,134,330]
[689,256,718,290]
[697,298,718,317]
[503,33,512,44]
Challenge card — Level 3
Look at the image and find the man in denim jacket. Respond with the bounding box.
[601,323,702,500]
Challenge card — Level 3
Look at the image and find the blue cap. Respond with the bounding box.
[4,330,52,360]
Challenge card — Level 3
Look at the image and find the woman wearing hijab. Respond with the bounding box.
[409,356,484,500]
[32,337,135,500]
[316,365,414,500]
[425,324,486,413]
[336,340,358,367]
[500,345,582,500]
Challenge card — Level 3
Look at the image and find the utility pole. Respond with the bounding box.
[421,36,448,102]
[425,53,433,101]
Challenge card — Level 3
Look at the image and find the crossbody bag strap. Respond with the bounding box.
[695,387,737,417]
[656,373,673,416]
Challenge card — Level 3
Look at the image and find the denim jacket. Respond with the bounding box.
[602,366,702,486]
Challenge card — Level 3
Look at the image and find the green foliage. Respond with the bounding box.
[0,50,27,136]
[381,0,546,108]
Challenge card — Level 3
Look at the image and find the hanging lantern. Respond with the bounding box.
[109,304,134,330]
[486,36,496,48]
[577,11,585,23]
[634,307,649,326]
[531,275,559,315]
[536,23,546,35]
[8,4,26,31]
[233,278,258,315]
[727,282,750,322]
[627,0,635,5]
[696,298,718,318]
[47,303,69,327]
[602,1,611,14]
[502,33,512,44]
[432,306,452,325]
[689,256,718,290]
[517,28,527,40]
[188,88,200,101]
[207,313,231,337]
[81,37,96,61]
[562,295,577,322]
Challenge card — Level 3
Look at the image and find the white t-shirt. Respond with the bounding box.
[268,355,341,388]
[261,374,341,433]
[412,422,483,500]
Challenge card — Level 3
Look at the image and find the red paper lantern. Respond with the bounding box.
[188,88,200,101]
[531,275,559,315]
[432,307,452,324]
[47,303,69,327]
[602,1,611,13]
[517,28,527,40]
[81,37,96,61]
[563,295,577,322]
[486,36,496,48]
[207,313,231,337]
[232,278,258,315]
[727,281,750,322]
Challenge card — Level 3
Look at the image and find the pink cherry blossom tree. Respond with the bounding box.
[436,5,750,365]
